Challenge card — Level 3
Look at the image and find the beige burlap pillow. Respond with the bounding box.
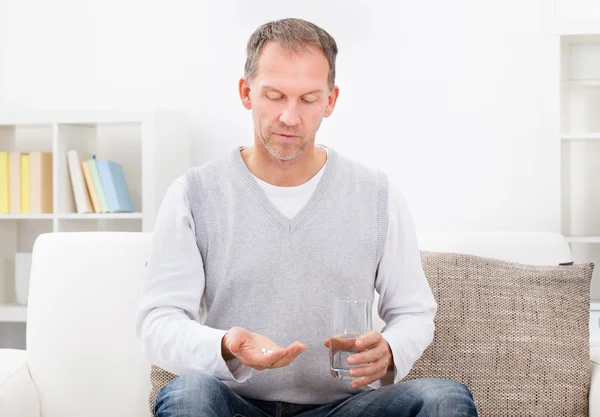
[149,365,177,416]
[402,251,593,416]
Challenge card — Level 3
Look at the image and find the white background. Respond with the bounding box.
[0,0,571,234]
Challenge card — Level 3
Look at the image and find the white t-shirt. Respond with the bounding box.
[251,155,327,219]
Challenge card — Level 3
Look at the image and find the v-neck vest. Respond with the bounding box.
[184,145,389,404]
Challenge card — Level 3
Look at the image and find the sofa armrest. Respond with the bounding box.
[0,349,40,417]
[591,347,600,417]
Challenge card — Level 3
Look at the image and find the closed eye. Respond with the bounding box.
[266,91,284,100]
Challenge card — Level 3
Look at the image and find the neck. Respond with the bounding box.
[241,143,327,187]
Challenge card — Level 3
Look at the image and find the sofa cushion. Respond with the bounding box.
[402,251,593,416]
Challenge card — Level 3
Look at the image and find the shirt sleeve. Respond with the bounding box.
[370,181,438,387]
[135,177,253,382]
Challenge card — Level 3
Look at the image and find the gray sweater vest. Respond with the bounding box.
[184,146,388,404]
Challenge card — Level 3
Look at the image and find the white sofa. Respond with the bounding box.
[0,231,598,417]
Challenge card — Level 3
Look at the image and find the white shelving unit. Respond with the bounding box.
[0,109,191,347]
[0,305,27,322]
[559,32,600,304]
[550,0,600,348]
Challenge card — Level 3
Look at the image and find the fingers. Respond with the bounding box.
[347,332,388,366]
[225,328,306,370]
[269,342,306,368]
[257,348,289,366]
[250,341,305,370]
[348,359,389,379]
[355,330,382,350]
[350,366,388,389]
[325,331,382,350]
[328,337,360,356]
[345,333,393,388]
[347,343,386,367]
[228,335,288,369]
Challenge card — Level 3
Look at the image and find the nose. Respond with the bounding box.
[279,104,300,127]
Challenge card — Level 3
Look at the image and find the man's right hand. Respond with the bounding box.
[222,327,306,371]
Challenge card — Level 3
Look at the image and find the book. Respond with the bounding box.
[8,152,21,214]
[81,160,101,213]
[87,156,108,213]
[0,152,8,213]
[28,152,53,213]
[67,150,93,213]
[20,154,29,214]
[96,160,134,212]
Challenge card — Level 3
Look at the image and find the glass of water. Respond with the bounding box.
[329,297,372,379]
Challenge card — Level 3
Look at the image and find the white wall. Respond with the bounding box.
[0,0,560,234]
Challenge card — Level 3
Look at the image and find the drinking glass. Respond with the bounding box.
[329,297,372,378]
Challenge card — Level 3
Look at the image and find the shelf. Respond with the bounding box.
[556,22,600,37]
[57,213,143,220]
[569,80,600,87]
[0,213,143,220]
[0,109,187,126]
[566,236,600,243]
[0,214,53,220]
[0,305,27,322]
[561,132,600,140]
[0,110,191,349]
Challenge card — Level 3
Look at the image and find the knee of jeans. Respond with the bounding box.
[154,373,227,416]
[406,378,475,404]
[159,372,227,401]
[175,372,225,393]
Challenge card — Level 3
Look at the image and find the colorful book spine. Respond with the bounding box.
[96,160,134,212]
[28,152,53,213]
[8,152,21,214]
[20,154,30,213]
[87,157,108,213]
[81,160,101,213]
[67,150,93,213]
[0,152,8,213]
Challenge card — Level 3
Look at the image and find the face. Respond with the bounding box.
[239,41,339,161]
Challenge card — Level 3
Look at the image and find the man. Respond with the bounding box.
[136,18,478,417]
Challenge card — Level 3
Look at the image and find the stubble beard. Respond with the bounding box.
[260,130,310,162]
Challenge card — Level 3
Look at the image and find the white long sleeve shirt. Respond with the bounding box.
[136,153,437,389]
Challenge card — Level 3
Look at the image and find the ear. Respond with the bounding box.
[239,77,252,110]
[324,86,340,118]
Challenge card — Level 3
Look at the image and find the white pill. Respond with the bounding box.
[261,348,267,353]
[267,350,274,354]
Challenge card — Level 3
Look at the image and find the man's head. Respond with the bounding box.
[239,18,340,161]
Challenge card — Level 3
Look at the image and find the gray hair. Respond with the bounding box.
[244,18,338,91]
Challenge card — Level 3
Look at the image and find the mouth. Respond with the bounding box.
[274,133,300,141]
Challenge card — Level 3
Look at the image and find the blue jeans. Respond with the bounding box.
[154,372,478,417]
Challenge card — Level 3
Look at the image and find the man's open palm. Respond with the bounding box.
[223,327,306,371]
